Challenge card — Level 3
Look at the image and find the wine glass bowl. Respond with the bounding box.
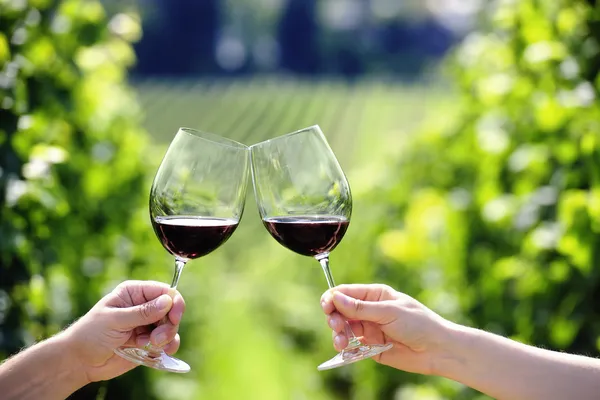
[114,127,249,373]
[250,125,351,220]
[250,125,392,371]
[262,215,349,257]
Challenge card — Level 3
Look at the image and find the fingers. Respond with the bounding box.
[327,312,346,334]
[111,294,173,330]
[322,284,398,354]
[321,284,396,315]
[131,314,179,348]
[163,334,181,355]
[330,320,366,350]
[332,331,348,352]
[321,291,336,315]
[150,323,179,347]
[167,291,186,326]
[330,320,387,352]
[331,291,395,324]
[328,310,346,351]
[106,281,188,331]
[336,284,396,302]
[328,313,362,351]
[111,280,172,306]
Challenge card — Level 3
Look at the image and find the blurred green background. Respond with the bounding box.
[2,0,600,399]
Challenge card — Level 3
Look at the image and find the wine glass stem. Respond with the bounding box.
[171,258,186,290]
[317,255,361,348]
[144,258,186,355]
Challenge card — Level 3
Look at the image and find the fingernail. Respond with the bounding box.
[333,291,350,307]
[172,311,183,325]
[328,317,335,330]
[155,332,167,347]
[156,295,171,311]
[334,334,344,349]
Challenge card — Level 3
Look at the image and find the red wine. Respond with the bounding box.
[152,216,238,259]
[262,216,349,257]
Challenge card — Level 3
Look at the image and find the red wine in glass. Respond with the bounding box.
[250,125,392,371]
[113,128,249,373]
[153,216,239,260]
[262,216,349,257]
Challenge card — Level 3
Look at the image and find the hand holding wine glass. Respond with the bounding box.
[250,125,392,370]
[320,284,450,375]
[114,128,249,373]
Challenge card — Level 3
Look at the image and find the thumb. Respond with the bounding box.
[113,294,173,330]
[332,291,392,323]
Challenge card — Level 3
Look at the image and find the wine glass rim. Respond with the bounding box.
[178,127,248,149]
[249,124,322,149]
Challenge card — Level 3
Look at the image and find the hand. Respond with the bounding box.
[321,284,452,375]
[64,280,186,383]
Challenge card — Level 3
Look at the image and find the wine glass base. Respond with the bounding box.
[114,346,191,373]
[317,343,393,371]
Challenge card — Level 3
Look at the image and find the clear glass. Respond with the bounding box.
[250,125,392,371]
[114,128,249,373]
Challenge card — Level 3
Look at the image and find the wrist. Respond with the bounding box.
[430,321,478,379]
[53,329,92,388]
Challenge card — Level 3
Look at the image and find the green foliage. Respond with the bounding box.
[1,21,452,396]
[374,0,600,397]
[0,0,157,397]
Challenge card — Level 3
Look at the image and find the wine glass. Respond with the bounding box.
[114,127,249,373]
[249,125,392,371]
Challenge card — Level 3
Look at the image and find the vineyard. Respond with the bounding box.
[6,0,599,399]
[135,77,451,162]
[124,78,457,400]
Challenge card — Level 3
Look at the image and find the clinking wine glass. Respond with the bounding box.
[249,125,393,371]
[114,128,249,373]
